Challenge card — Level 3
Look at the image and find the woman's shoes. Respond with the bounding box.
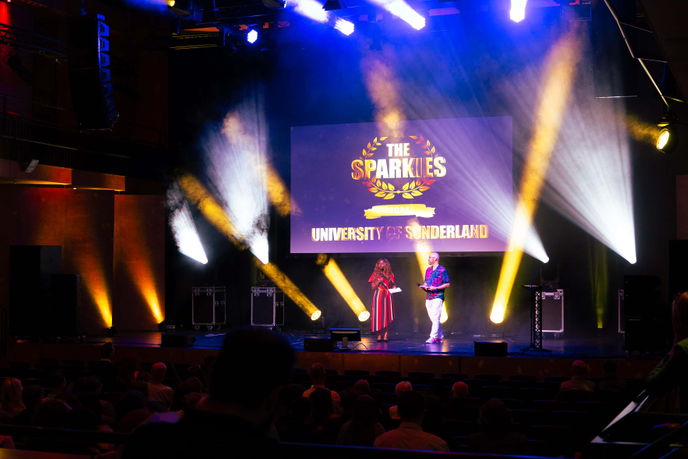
[383,338,389,342]
[377,336,382,342]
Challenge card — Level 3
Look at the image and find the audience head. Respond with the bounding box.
[310,363,327,385]
[477,398,513,439]
[340,388,359,413]
[114,391,147,422]
[100,342,114,360]
[290,397,313,423]
[22,385,44,411]
[451,381,469,400]
[1,378,25,411]
[208,327,295,429]
[150,363,167,384]
[397,390,426,424]
[33,399,70,428]
[73,376,100,395]
[572,360,588,377]
[354,379,370,396]
[603,361,618,379]
[55,392,82,410]
[182,392,202,412]
[351,395,377,424]
[46,373,66,395]
[136,371,151,383]
[77,392,103,422]
[131,381,149,399]
[395,381,413,398]
[117,353,141,384]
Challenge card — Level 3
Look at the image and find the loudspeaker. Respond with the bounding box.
[161,334,196,347]
[474,341,507,357]
[304,337,334,352]
[67,14,118,130]
[9,246,61,336]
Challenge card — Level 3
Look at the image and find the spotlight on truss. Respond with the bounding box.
[334,18,354,35]
[510,0,527,22]
[656,115,679,154]
[168,0,194,17]
[247,29,258,43]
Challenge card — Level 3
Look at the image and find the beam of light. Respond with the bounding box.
[408,219,448,324]
[538,44,636,265]
[179,174,245,249]
[247,29,258,43]
[266,162,300,217]
[258,260,322,320]
[316,254,369,322]
[378,0,425,29]
[201,98,270,264]
[290,0,329,22]
[167,183,208,264]
[510,0,527,22]
[491,32,581,324]
[334,18,354,36]
[361,57,404,139]
[590,240,608,328]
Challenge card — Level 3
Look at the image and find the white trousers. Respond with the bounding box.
[425,298,444,339]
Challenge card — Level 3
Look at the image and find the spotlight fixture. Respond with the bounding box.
[358,311,370,322]
[333,18,354,36]
[510,0,527,22]
[657,114,679,154]
[247,29,258,43]
[311,310,322,321]
[168,0,194,17]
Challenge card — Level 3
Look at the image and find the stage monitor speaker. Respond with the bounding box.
[624,275,661,318]
[161,334,196,347]
[304,337,334,352]
[474,341,508,357]
[67,14,119,130]
[9,246,61,336]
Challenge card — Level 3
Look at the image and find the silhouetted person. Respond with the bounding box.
[374,390,448,451]
[469,398,528,455]
[0,378,25,418]
[12,385,43,425]
[279,397,313,443]
[389,380,413,420]
[647,292,688,412]
[443,382,478,421]
[147,363,174,410]
[115,353,141,392]
[92,342,117,392]
[303,363,341,413]
[44,372,66,400]
[557,360,595,395]
[123,327,297,459]
[598,361,627,393]
[338,395,385,446]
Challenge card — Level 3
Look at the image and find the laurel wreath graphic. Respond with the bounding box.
[360,135,437,200]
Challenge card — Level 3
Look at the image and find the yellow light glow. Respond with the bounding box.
[358,311,371,322]
[168,0,175,6]
[491,32,581,324]
[317,254,369,321]
[266,163,300,217]
[259,261,322,320]
[657,129,670,150]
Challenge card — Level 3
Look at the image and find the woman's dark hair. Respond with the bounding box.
[339,395,379,446]
[309,388,333,428]
[373,258,393,278]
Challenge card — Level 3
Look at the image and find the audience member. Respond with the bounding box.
[115,391,147,424]
[115,353,141,392]
[170,378,203,412]
[647,292,688,411]
[12,385,43,425]
[469,398,528,455]
[92,343,117,391]
[354,379,371,396]
[558,360,595,393]
[338,395,385,446]
[33,399,70,428]
[374,390,448,451]
[44,373,66,400]
[310,387,339,443]
[162,360,183,389]
[303,363,341,413]
[338,388,359,424]
[77,392,107,426]
[55,392,82,410]
[443,382,478,421]
[147,363,174,410]
[598,361,627,393]
[0,378,25,418]
[389,381,413,420]
[130,381,149,400]
[123,327,296,458]
[136,371,151,383]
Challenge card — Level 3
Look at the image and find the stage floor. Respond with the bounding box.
[68,330,629,359]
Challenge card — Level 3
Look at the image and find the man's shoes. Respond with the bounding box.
[426,337,437,343]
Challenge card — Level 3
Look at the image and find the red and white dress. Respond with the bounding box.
[369,272,395,333]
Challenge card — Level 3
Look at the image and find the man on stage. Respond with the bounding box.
[419,252,450,344]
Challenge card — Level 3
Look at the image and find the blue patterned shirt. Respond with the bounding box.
[424,265,450,300]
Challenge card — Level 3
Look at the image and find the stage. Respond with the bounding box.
[8,330,661,382]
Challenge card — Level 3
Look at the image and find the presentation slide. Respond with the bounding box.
[290,117,513,254]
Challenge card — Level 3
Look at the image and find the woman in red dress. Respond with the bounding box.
[369,258,395,342]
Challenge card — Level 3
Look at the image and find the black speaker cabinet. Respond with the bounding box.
[48,274,84,337]
[67,14,118,130]
[161,334,196,347]
[474,341,508,357]
[304,337,334,352]
[9,246,61,336]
